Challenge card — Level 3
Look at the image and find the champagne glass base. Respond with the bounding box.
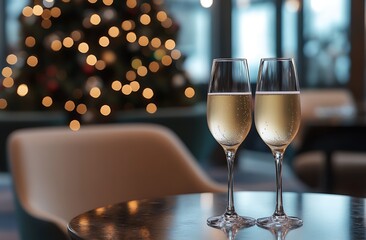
[256,215,303,230]
[207,213,256,229]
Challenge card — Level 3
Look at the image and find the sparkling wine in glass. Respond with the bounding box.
[206,58,255,229]
[254,58,302,229]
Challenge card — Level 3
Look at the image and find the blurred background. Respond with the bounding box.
[1,0,366,238]
[0,0,366,234]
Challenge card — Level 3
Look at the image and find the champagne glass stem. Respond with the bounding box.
[225,149,236,216]
[273,151,285,217]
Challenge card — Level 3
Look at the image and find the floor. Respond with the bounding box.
[0,150,308,240]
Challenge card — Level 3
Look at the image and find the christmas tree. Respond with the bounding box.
[1,0,199,128]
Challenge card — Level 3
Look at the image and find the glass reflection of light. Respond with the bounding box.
[139,226,151,239]
[78,216,90,232]
[95,207,106,216]
[200,193,214,211]
[103,223,117,237]
[128,200,139,215]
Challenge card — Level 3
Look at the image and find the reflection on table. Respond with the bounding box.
[68,191,366,240]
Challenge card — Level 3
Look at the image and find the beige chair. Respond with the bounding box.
[8,123,225,240]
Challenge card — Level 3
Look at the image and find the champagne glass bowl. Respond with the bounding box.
[254,58,303,230]
[206,58,255,229]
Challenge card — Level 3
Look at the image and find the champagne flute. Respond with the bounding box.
[207,58,255,228]
[254,58,302,229]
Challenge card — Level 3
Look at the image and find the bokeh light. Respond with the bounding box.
[0,99,7,109]
[64,100,76,111]
[100,105,111,116]
[6,54,18,65]
[69,120,80,131]
[185,87,195,98]
[17,84,29,97]
[42,96,53,107]
[146,103,157,113]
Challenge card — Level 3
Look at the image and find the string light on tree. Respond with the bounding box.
[1,0,198,130]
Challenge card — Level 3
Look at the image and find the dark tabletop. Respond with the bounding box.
[68,191,366,240]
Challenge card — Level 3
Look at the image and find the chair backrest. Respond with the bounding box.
[7,123,225,237]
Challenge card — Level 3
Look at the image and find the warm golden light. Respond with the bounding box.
[17,84,29,96]
[142,88,154,99]
[148,61,159,72]
[25,36,36,47]
[108,26,120,37]
[90,87,101,98]
[126,70,136,81]
[95,60,106,70]
[102,51,116,64]
[2,77,14,88]
[161,55,172,66]
[78,42,89,53]
[121,85,132,95]
[146,103,157,114]
[185,87,195,98]
[63,37,74,48]
[41,19,52,29]
[137,66,148,77]
[86,55,98,66]
[162,18,173,28]
[0,99,7,109]
[103,0,113,6]
[138,36,149,46]
[88,0,97,3]
[27,55,38,67]
[50,7,61,18]
[22,6,33,17]
[76,104,87,114]
[171,49,181,60]
[42,96,53,107]
[33,5,44,16]
[100,105,111,116]
[99,36,110,47]
[6,54,18,65]
[150,38,161,48]
[51,40,62,51]
[140,14,151,25]
[126,0,137,8]
[2,67,12,78]
[121,20,134,31]
[165,39,175,50]
[71,31,82,41]
[69,120,81,131]
[131,59,142,69]
[64,100,76,111]
[42,9,51,19]
[139,227,151,239]
[130,81,140,92]
[127,200,139,215]
[141,3,151,13]
[90,14,101,25]
[156,11,167,22]
[126,32,137,43]
[95,207,106,216]
[154,49,165,60]
[111,80,122,91]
